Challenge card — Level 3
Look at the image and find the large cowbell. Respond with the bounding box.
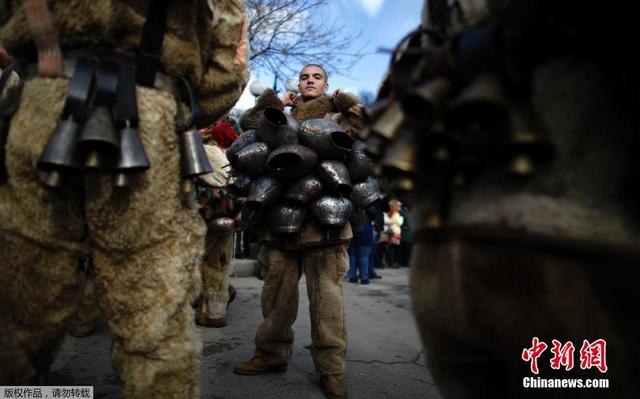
[227,129,258,168]
[310,195,354,229]
[266,201,308,234]
[37,117,82,188]
[283,175,323,203]
[316,159,352,196]
[299,118,354,160]
[348,140,375,182]
[179,127,213,192]
[266,144,318,180]
[235,142,270,176]
[77,105,119,169]
[258,107,299,147]
[246,175,283,211]
[113,122,150,188]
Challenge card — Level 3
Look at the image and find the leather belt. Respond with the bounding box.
[23,53,177,97]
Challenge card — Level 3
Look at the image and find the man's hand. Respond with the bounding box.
[279,91,298,107]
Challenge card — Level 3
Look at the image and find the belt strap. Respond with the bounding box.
[62,57,96,122]
[136,0,168,87]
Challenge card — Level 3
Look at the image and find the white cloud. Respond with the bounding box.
[357,0,384,17]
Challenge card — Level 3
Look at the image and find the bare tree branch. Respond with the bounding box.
[246,0,369,84]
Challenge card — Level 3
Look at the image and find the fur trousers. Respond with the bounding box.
[0,77,205,398]
[254,244,348,376]
[197,232,232,321]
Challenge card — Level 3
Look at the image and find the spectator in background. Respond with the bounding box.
[347,216,374,284]
[383,199,404,268]
[398,203,413,267]
[366,201,385,279]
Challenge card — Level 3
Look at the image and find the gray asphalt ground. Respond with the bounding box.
[49,265,443,399]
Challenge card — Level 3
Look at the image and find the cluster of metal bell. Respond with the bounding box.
[37,111,212,190]
[229,108,381,234]
[37,106,148,188]
[360,29,553,233]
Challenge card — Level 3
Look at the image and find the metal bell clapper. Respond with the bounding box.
[504,101,553,177]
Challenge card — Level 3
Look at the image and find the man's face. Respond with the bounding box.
[298,65,328,99]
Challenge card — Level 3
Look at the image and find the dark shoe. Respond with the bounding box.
[369,273,382,279]
[233,356,288,375]
[196,313,227,328]
[360,280,370,285]
[348,278,358,283]
[321,374,347,399]
[68,322,96,338]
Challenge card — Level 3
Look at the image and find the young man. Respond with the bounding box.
[234,64,364,399]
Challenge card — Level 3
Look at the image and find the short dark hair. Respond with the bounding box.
[300,64,328,82]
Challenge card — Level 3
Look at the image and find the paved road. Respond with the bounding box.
[50,266,443,399]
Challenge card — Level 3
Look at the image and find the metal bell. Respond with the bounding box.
[78,105,119,169]
[246,175,283,211]
[504,101,553,177]
[235,142,270,177]
[266,144,318,180]
[229,174,252,197]
[310,195,354,230]
[299,118,354,160]
[112,122,150,188]
[351,176,381,209]
[266,201,308,234]
[226,129,258,168]
[380,129,420,177]
[366,101,404,157]
[348,140,375,182]
[444,74,509,142]
[283,175,323,204]
[401,78,451,121]
[37,117,82,188]
[257,108,299,147]
[316,159,352,196]
[179,127,213,192]
[208,217,236,236]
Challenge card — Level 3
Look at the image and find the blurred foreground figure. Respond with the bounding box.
[365,1,639,398]
[195,121,239,328]
[0,1,248,397]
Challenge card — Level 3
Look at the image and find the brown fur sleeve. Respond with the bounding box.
[239,89,284,130]
[333,93,365,137]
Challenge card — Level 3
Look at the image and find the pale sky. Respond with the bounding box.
[236,0,423,110]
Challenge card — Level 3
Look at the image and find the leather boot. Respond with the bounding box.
[321,375,348,399]
[233,356,288,375]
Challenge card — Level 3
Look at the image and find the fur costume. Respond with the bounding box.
[237,86,364,378]
[0,1,248,396]
[381,1,640,398]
